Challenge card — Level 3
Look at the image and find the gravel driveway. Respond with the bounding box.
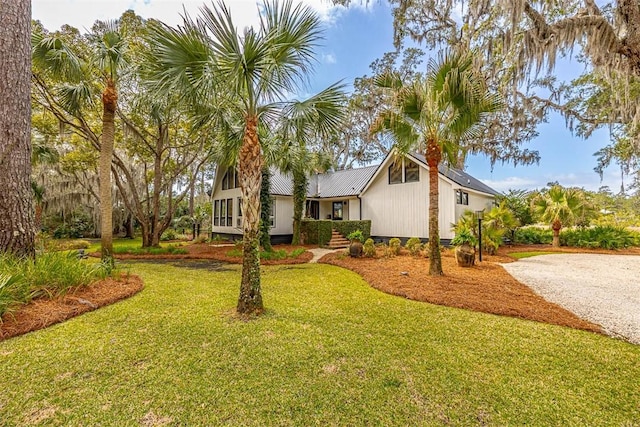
[501,253,640,344]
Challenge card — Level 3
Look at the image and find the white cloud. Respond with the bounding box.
[479,176,539,193]
[322,53,337,64]
[33,0,347,33]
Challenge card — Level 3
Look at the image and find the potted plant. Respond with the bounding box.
[450,228,477,267]
[347,230,364,257]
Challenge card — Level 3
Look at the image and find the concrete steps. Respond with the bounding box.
[327,229,349,249]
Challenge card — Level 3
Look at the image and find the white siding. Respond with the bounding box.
[348,198,360,220]
[453,189,495,223]
[438,180,455,239]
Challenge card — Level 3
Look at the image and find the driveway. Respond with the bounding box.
[501,253,640,344]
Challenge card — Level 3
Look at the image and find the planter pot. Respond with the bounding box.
[349,240,363,257]
[455,243,475,267]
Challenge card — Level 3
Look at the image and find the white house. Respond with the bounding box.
[211,152,498,243]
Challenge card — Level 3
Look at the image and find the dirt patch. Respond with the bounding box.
[0,274,144,341]
[320,246,604,334]
[98,243,313,265]
[123,259,234,272]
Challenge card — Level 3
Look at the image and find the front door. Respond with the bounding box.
[332,201,343,221]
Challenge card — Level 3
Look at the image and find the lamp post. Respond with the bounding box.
[476,209,484,262]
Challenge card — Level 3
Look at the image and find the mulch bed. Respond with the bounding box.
[0,274,143,341]
[320,246,613,334]
[97,243,314,265]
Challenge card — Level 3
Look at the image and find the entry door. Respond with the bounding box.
[332,201,343,220]
[308,200,320,220]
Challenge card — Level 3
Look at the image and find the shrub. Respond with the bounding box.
[450,229,477,247]
[363,238,376,257]
[332,220,371,241]
[301,220,333,246]
[405,237,422,256]
[560,226,639,249]
[347,230,364,242]
[514,226,553,244]
[161,229,177,241]
[388,238,401,256]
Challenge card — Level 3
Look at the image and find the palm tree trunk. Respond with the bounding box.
[426,139,443,276]
[292,170,307,245]
[100,79,117,262]
[552,219,561,247]
[237,116,264,315]
[0,0,34,257]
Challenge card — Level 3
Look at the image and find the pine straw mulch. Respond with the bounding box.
[319,244,640,335]
[97,243,313,265]
[0,274,143,341]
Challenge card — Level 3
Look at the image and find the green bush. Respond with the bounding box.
[405,237,422,256]
[347,230,364,241]
[560,226,639,249]
[332,220,371,241]
[388,238,401,256]
[363,238,376,257]
[161,229,177,241]
[301,220,333,246]
[514,227,553,244]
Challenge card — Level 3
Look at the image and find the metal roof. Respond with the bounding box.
[269,165,378,198]
[267,153,498,198]
[411,153,499,196]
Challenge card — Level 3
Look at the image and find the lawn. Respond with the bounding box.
[1,262,638,425]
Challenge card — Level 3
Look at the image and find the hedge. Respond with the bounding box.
[301,219,371,246]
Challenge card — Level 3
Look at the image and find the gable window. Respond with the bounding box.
[237,197,242,228]
[456,190,469,205]
[405,160,419,182]
[389,159,419,184]
[221,168,238,190]
[214,200,220,226]
[388,163,402,184]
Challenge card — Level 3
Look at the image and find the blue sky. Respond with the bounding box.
[32,0,621,193]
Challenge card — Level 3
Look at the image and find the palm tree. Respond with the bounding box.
[531,185,591,247]
[146,0,329,315]
[373,50,502,275]
[32,22,128,263]
[277,84,345,244]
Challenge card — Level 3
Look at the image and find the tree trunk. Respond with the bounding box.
[291,170,308,245]
[426,139,443,276]
[124,213,135,238]
[237,116,264,315]
[0,0,34,257]
[100,79,117,262]
[552,219,561,247]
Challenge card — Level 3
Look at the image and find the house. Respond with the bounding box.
[211,151,498,243]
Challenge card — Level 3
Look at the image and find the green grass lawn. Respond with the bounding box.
[509,251,558,259]
[86,237,187,254]
[1,262,638,425]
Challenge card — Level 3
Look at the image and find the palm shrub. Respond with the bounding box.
[514,227,553,244]
[560,226,639,249]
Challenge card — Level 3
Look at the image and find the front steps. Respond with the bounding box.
[327,229,349,249]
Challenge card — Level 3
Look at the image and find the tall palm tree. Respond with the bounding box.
[531,185,591,247]
[146,0,328,315]
[32,22,128,263]
[277,84,346,245]
[373,50,502,275]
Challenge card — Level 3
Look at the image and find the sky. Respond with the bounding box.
[31,0,622,194]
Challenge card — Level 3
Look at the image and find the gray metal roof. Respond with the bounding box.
[411,153,499,196]
[269,165,378,198]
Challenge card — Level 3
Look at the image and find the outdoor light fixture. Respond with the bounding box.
[476,210,484,262]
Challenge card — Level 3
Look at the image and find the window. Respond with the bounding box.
[214,200,220,226]
[269,197,276,228]
[456,190,469,205]
[221,168,237,190]
[220,199,227,226]
[405,160,419,182]
[332,201,343,221]
[388,162,402,184]
[389,159,419,184]
[226,198,233,227]
[237,197,242,227]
